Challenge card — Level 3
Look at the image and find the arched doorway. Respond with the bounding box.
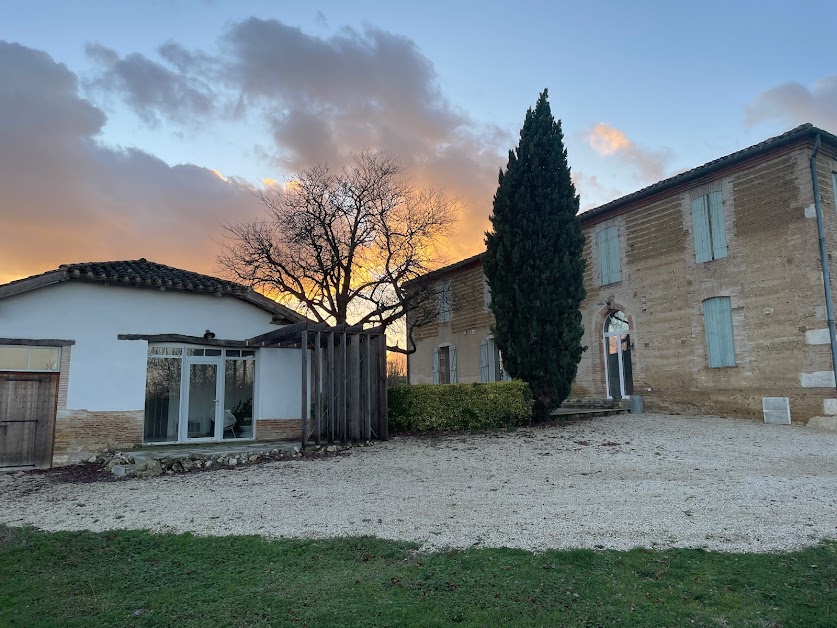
[603,310,633,399]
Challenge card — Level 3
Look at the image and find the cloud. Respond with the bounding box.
[587,123,632,156]
[572,172,623,212]
[84,18,511,261]
[0,41,258,284]
[585,123,672,184]
[745,76,837,130]
[85,42,217,126]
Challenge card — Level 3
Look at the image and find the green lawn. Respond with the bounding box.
[1,526,835,627]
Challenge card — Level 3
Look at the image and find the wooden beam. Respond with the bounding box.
[0,338,76,347]
[0,271,66,301]
[378,334,389,440]
[350,333,360,441]
[300,329,308,447]
[118,333,247,347]
[340,332,348,443]
[246,321,368,347]
[313,330,322,445]
[247,321,317,347]
[327,331,335,444]
[364,334,372,441]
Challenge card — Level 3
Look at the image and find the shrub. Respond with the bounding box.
[388,381,533,433]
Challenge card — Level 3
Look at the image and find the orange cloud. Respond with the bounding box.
[587,123,633,156]
[585,122,672,184]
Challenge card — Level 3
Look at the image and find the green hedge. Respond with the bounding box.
[388,381,533,432]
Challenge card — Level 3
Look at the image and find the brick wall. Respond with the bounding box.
[256,418,302,441]
[575,143,828,421]
[409,262,495,384]
[53,409,143,465]
[410,141,837,423]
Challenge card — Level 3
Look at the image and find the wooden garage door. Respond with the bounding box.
[0,372,58,469]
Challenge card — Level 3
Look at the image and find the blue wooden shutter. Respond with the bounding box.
[692,196,712,263]
[597,227,620,285]
[703,297,735,367]
[449,345,457,383]
[479,339,489,383]
[708,191,727,259]
[596,229,609,285]
[432,348,439,384]
[607,227,621,283]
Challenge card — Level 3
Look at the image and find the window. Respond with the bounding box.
[224,353,255,439]
[702,297,736,367]
[483,276,492,311]
[437,280,451,323]
[596,226,621,285]
[144,351,182,442]
[480,336,511,382]
[0,346,60,371]
[432,344,456,384]
[692,191,727,262]
[143,345,257,443]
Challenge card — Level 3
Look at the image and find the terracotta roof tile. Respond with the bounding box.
[57,258,248,295]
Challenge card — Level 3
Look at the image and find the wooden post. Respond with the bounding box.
[364,334,372,441]
[328,331,335,444]
[350,333,360,440]
[340,332,348,443]
[369,335,380,438]
[300,329,308,447]
[313,330,322,445]
[378,333,389,440]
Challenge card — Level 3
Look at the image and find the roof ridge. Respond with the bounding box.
[7,258,251,293]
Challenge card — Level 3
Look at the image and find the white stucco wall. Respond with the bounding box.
[0,282,301,417]
[257,347,303,419]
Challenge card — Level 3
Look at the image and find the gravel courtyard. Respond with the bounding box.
[3,413,837,552]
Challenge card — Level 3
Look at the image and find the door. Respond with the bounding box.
[182,359,223,441]
[0,373,58,469]
[603,311,634,399]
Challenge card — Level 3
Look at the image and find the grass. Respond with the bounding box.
[1,526,836,627]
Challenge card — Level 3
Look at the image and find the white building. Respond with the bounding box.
[0,259,308,468]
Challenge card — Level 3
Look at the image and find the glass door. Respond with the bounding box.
[603,311,633,400]
[182,359,223,441]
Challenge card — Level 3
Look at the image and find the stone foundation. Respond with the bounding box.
[256,418,303,441]
[53,409,144,466]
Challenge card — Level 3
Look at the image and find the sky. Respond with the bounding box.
[1,0,836,284]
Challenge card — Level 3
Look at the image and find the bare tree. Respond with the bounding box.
[218,151,458,352]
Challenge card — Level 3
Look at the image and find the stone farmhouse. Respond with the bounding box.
[406,124,837,424]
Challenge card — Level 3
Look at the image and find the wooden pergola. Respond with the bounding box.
[247,322,388,446]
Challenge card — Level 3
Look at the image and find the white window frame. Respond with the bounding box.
[602,312,631,400]
[144,344,258,445]
[0,345,61,372]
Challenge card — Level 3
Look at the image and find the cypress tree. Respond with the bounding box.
[484,90,586,419]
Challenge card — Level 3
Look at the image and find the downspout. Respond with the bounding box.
[810,134,837,392]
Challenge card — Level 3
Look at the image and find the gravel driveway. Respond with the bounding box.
[3,413,837,552]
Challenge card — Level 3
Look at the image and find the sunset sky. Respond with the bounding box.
[2,0,836,284]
